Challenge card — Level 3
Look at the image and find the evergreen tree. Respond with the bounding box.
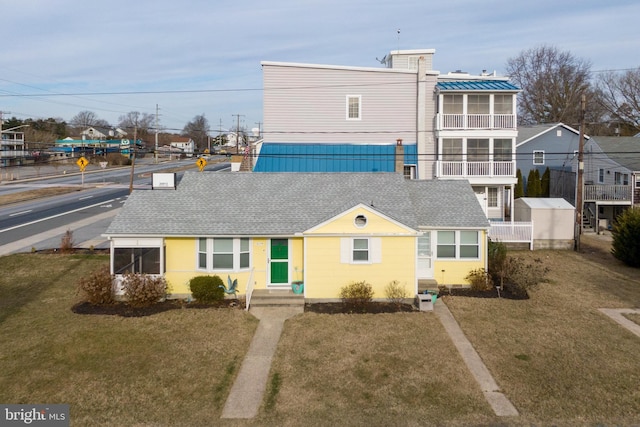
[611,208,640,267]
[533,169,542,196]
[526,169,538,197]
[541,167,550,197]
[515,169,524,199]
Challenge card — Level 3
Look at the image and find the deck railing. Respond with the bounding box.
[438,161,514,178]
[583,185,631,202]
[489,221,533,250]
[437,114,516,130]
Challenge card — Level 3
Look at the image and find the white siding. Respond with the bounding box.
[263,63,417,144]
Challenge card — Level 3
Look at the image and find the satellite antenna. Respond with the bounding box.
[397,29,401,51]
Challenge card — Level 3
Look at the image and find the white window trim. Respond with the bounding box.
[533,150,545,165]
[436,231,480,260]
[346,95,361,120]
[197,237,251,272]
[340,237,382,264]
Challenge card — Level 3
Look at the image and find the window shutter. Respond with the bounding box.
[340,238,350,264]
[371,238,382,263]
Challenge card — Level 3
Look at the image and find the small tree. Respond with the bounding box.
[526,169,541,197]
[60,229,74,253]
[384,280,408,305]
[611,208,640,267]
[488,239,508,289]
[77,266,114,305]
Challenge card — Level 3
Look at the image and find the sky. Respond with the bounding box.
[1,0,639,136]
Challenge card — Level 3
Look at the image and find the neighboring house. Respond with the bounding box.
[258,49,519,221]
[515,123,588,198]
[0,131,26,167]
[580,136,640,230]
[103,172,490,300]
[51,138,143,159]
[81,127,127,140]
[170,137,195,157]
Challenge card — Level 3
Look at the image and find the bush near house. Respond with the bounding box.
[465,268,492,291]
[189,275,225,303]
[611,207,640,267]
[340,281,374,308]
[122,273,167,307]
[77,266,115,305]
[384,280,408,305]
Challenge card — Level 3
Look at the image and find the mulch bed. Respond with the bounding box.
[305,302,418,314]
[443,286,529,300]
[71,299,243,317]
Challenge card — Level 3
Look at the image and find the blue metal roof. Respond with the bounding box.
[436,80,519,91]
[254,143,417,173]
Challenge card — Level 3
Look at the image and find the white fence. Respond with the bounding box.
[488,221,533,250]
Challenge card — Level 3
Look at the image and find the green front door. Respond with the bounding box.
[270,239,289,285]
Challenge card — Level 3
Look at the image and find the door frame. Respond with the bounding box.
[268,238,290,288]
[416,233,433,280]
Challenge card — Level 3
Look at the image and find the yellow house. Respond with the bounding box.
[104,172,489,300]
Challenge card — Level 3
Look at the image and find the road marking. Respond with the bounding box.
[0,198,119,234]
[79,195,94,200]
[9,210,33,217]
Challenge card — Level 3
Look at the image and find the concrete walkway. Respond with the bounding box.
[434,301,519,417]
[221,301,518,419]
[221,306,303,419]
[599,308,640,338]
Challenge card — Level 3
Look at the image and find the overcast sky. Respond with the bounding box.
[1,0,639,135]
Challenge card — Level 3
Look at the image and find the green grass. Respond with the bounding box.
[2,240,640,426]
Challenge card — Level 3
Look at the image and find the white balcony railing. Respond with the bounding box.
[437,114,516,130]
[438,161,514,178]
[489,221,533,250]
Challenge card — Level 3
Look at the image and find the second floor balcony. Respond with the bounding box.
[437,160,515,178]
[437,113,516,130]
[584,184,632,204]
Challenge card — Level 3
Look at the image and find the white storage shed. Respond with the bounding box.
[514,198,575,250]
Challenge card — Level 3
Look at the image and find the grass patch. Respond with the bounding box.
[0,187,81,205]
[263,372,281,413]
[0,253,258,426]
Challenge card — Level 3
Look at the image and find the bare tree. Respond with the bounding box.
[506,45,593,126]
[595,68,640,135]
[70,110,109,130]
[182,114,210,152]
[118,111,155,139]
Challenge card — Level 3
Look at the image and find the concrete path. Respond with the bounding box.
[434,301,519,417]
[221,306,303,419]
[599,308,640,338]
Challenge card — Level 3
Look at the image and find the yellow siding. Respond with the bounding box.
[432,230,487,286]
[307,206,414,235]
[304,235,416,299]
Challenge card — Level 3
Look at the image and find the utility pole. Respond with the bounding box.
[575,94,586,251]
[155,104,159,164]
[232,114,244,154]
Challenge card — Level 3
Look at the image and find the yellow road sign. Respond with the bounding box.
[196,157,207,171]
[76,156,89,171]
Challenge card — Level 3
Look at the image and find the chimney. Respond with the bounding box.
[395,139,404,174]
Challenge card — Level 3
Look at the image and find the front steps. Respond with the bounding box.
[249,289,304,309]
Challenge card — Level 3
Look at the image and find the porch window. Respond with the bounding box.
[198,238,251,271]
[493,94,513,114]
[468,139,489,161]
[467,95,490,114]
[347,95,361,120]
[493,139,512,161]
[353,238,369,262]
[114,247,162,275]
[443,94,463,114]
[442,138,463,161]
[533,151,544,165]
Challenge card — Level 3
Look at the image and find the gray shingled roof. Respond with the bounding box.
[104,172,489,237]
[590,136,640,172]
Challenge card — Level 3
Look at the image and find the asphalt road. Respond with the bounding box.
[0,158,230,255]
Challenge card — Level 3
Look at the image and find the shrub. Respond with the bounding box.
[77,266,114,305]
[189,275,225,303]
[340,281,374,307]
[122,273,167,307]
[611,207,640,267]
[384,280,408,305]
[465,268,492,291]
[502,256,549,297]
[60,229,74,253]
